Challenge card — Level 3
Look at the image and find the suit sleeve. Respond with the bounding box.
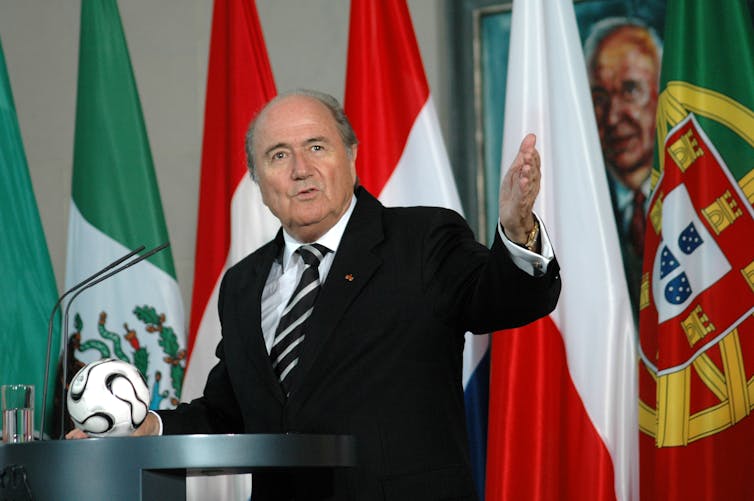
[156,273,245,435]
[422,208,561,334]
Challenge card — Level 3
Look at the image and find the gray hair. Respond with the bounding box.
[244,89,359,181]
[583,17,663,73]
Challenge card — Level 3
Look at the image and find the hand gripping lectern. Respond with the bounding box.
[0,434,355,500]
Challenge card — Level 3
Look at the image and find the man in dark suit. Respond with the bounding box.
[70,90,560,500]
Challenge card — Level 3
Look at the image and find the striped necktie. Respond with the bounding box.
[270,243,330,394]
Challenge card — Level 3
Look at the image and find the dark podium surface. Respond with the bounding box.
[0,434,356,500]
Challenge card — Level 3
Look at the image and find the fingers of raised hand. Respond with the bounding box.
[517,151,540,201]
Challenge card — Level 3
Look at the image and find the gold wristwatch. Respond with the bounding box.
[523,220,540,252]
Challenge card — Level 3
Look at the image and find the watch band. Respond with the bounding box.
[523,220,540,252]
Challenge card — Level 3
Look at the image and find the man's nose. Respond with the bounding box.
[607,94,629,125]
[291,151,312,179]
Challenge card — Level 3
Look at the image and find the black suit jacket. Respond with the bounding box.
[160,187,561,500]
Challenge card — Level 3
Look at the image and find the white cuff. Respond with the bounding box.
[148,410,164,436]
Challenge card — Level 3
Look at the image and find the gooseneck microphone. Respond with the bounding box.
[40,246,145,441]
[56,242,170,439]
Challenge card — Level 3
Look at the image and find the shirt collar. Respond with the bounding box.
[281,194,357,270]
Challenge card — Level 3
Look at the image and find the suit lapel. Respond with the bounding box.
[288,189,384,399]
[235,231,287,403]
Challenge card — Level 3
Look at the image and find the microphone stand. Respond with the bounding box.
[40,246,145,440]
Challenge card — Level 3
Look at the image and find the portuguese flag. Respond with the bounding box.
[638,0,754,499]
[62,0,186,434]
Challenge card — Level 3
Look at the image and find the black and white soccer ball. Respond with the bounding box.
[67,358,150,437]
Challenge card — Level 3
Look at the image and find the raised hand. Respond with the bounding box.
[499,133,541,244]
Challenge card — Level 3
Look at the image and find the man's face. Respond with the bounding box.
[253,95,357,243]
[590,28,659,189]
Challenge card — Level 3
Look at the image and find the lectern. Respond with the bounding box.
[0,434,355,500]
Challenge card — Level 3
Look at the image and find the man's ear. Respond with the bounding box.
[349,145,358,179]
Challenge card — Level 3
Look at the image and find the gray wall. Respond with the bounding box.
[0,0,450,312]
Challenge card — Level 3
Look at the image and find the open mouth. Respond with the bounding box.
[294,187,319,199]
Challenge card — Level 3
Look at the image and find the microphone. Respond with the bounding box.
[57,242,170,439]
[40,246,145,440]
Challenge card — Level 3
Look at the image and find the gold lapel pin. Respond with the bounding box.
[345,274,354,282]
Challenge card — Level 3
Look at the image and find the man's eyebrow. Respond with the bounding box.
[305,136,329,145]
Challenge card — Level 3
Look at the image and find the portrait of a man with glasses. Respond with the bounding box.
[585,18,662,316]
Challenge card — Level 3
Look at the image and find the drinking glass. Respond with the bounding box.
[2,384,34,443]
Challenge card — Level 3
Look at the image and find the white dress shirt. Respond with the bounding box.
[260,196,356,353]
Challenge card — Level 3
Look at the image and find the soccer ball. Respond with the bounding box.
[67,359,150,437]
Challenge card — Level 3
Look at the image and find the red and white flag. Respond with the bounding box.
[344,0,462,209]
[183,0,278,498]
[344,0,490,494]
[485,1,638,500]
[183,0,278,400]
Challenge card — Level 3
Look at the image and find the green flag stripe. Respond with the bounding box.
[72,0,175,278]
[0,36,61,433]
[659,0,754,180]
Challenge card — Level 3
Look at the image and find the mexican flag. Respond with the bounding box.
[0,37,61,436]
[63,0,186,433]
[638,0,754,499]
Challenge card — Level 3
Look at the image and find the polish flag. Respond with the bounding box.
[182,1,278,498]
[344,0,491,494]
[485,1,638,500]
